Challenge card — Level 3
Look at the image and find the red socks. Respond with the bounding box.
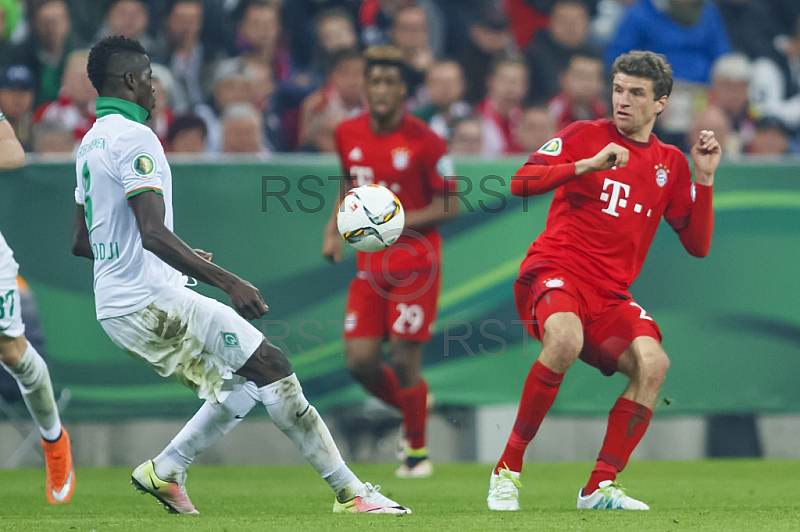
[398,379,429,450]
[495,360,564,474]
[363,364,401,409]
[363,365,428,451]
[584,397,652,495]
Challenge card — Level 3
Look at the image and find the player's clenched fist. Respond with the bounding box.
[228,279,269,320]
[576,142,630,175]
[690,130,721,186]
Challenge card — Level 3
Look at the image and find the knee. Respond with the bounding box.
[345,353,376,382]
[541,317,583,370]
[0,336,27,366]
[638,348,670,388]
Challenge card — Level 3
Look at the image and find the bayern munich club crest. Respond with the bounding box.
[654,164,669,187]
[392,147,410,170]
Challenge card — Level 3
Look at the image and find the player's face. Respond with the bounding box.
[133,58,156,115]
[611,73,667,140]
[365,65,406,119]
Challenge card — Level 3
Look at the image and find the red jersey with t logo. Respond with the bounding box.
[335,113,456,274]
[523,119,696,292]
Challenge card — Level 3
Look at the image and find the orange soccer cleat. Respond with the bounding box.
[42,428,75,504]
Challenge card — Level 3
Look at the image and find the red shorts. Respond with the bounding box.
[514,262,662,376]
[344,268,440,342]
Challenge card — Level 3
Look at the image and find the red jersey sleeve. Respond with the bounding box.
[664,155,714,257]
[422,130,457,195]
[511,121,588,196]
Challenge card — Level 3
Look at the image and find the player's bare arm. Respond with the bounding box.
[403,193,460,229]
[71,206,94,259]
[575,142,629,176]
[689,130,721,186]
[322,175,349,263]
[128,190,268,320]
[0,117,25,171]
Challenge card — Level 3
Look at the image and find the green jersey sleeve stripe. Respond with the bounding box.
[126,186,163,198]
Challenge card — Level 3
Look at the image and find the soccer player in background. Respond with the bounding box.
[487,51,720,511]
[322,46,459,478]
[72,36,410,515]
[0,106,75,504]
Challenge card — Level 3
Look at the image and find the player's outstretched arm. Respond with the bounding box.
[71,206,94,259]
[322,175,348,263]
[0,116,25,171]
[128,191,268,320]
[403,192,460,229]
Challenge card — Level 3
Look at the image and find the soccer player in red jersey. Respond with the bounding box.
[322,46,459,478]
[487,51,721,511]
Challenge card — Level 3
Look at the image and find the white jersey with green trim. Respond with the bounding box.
[0,230,19,280]
[75,98,184,320]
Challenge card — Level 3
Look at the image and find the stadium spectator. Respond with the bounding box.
[359,0,446,55]
[0,64,35,151]
[605,0,731,85]
[514,105,557,154]
[297,48,365,152]
[304,8,359,84]
[236,0,291,83]
[210,57,249,115]
[746,117,791,156]
[166,113,207,153]
[33,50,96,143]
[548,51,608,131]
[149,0,215,114]
[148,63,176,146]
[502,0,550,50]
[298,103,347,152]
[685,105,732,156]
[390,6,434,103]
[13,0,75,105]
[750,15,800,135]
[283,1,360,74]
[526,0,595,105]
[706,53,756,154]
[715,0,783,60]
[457,4,512,105]
[590,0,636,49]
[449,114,483,154]
[92,0,153,52]
[31,117,74,154]
[221,102,269,156]
[413,60,470,140]
[477,57,527,157]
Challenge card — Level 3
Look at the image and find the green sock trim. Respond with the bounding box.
[407,447,428,458]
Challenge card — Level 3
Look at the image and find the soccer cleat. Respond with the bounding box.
[332,482,411,514]
[43,428,75,504]
[395,458,433,479]
[577,480,650,510]
[131,460,199,514]
[487,468,521,511]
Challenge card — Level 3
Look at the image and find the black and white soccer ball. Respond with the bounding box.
[337,184,405,252]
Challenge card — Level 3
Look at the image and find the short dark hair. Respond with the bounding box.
[167,114,207,144]
[612,50,673,100]
[87,36,147,94]
[364,46,406,78]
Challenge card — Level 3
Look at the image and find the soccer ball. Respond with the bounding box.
[337,184,405,252]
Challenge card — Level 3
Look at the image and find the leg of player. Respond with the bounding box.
[389,337,432,479]
[344,337,402,409]
[577,336,668,511]
[487,312,582,511]
[0,333,74,504]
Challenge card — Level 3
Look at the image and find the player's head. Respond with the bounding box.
[610,51,673,137]
[363,46,407,120]
[87,35,155,114]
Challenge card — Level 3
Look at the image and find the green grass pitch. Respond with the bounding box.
[1,460,798,531]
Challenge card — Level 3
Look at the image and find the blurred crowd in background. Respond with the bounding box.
[1,0,799,159]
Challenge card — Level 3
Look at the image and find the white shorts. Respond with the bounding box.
[0,277,24,339]
[100,286,264,403]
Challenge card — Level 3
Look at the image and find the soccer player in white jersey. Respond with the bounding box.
[0,107,75,504]
[71,36,410,516]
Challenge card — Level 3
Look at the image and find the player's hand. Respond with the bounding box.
[690,130,721,186]
[576,143,629,175]
[322,233,343,263]
[194,249,212,262]
[228,278,269,320]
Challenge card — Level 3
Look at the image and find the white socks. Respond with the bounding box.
[1,341,62,441]
[154,381,257,481]
[154,373,362,502]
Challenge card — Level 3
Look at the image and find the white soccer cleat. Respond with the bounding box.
[332,482,411,514]
[395,458,433,479]
[487,468,521,511]
[131,460,199,514]
[577,480,649,510]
